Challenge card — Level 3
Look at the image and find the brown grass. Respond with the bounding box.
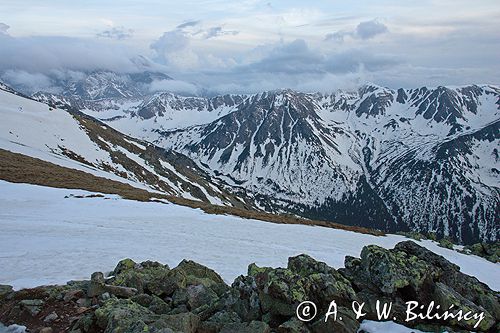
[0,148,384,236]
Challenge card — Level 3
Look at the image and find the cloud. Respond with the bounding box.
[97,26,134,40]
[176,21,201,29]
[325,19,388,42]
[234,39,399,76]
[0,33,146,74]
[2,70,59,93]
[150,30,199,69]
[356,19,388,39]
[149,79,199,95]
[203,26,239,39]
[176,39,402,95]
[0,22,9,35]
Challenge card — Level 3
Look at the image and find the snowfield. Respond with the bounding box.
[0,180,498,292]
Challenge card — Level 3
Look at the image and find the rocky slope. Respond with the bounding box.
[1,241,498,332]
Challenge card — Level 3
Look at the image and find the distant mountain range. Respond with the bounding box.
[1,70,498,244]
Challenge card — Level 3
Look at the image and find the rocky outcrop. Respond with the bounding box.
[1,241,498,332]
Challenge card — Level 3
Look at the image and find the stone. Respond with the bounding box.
[19,299,44,316]
[104,284,138,298]
[64,289,84,302]
[39,328,53,333]
[43,311,58,323]
[112,258,137,275]
[186,284,219,310]
[0,284,13,299]
[88,272,106,297]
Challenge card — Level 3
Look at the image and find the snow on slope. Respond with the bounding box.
[0,180,497,292]
[0,86,245,205]
[0,88,133,185]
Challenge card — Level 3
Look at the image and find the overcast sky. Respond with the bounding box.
[0,0,499,94]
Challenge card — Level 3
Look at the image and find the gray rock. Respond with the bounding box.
[43,311,59,323]
[19,299,44,316]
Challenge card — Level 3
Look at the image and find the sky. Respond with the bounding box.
[0,0,499,94]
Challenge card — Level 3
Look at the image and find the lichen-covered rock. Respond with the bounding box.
[342,244,436,295]
[432,282,496,331]
[186,284,219,310]
[309,306,359,333]
[112,258,138,276]
[277,317,310,333]
[226,276,262,322]
[2,242,498,333]
[152,312,200,333]
[111,261,173,297]
[396,241,500,319]
[172,260,228,297]
[220,320,270,333]
[197,310,241,333]
[94,298,154,332]
[131,294,171,315]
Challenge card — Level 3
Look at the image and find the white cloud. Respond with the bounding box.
[2,70,59,93]
[149,79,199,95]
[325,19,388,42]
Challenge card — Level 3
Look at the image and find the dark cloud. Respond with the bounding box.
[176,20,201,29]
[325,19,388,42]
[97,26,134,40]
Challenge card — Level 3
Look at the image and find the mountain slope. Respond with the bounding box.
[0,83,249,207]
[146,85,499,243]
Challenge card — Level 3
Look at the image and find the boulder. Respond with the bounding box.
[341,244,435,295]
[94,298,155,333]
[186,284,219,310]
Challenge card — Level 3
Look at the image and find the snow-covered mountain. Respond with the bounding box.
[4,74,499,244]
[104,84,497,244]
[0,83,250,207]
